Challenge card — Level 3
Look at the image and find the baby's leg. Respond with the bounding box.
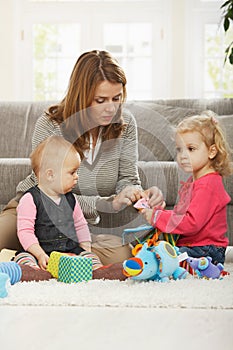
[13,252,41,269]
[79,251,103,270]
[79,250,126,281]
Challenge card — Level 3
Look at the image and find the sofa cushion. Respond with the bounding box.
[127,102,202,161]
[0,102,50,158]
[218,115,233,156]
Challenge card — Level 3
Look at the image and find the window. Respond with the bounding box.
[185,0,233,98]
[17,0,167,101]
[204,24,233,98]
[6,0,231,101]
[104,23,152,99]
[33,23,80,100]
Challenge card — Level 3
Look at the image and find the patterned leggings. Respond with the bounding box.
[13,250,103,271]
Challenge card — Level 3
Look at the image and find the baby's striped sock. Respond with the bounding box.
[13,252,40,270]
[79,251,103,270]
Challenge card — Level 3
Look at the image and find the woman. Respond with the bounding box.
[0,50,164,264]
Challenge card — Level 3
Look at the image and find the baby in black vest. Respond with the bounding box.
[0,136,126,284]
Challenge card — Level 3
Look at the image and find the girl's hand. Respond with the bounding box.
[141,208,153,224]
[142,186,165,209]
[37,253,49,270]
[112,186,142,211]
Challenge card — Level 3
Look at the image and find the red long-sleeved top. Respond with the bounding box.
[152,173,230,247]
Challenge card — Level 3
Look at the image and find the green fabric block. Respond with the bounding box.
[58,255,92,283]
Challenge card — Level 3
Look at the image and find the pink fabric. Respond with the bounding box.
[152,173,230,247]
[17,192,91,251]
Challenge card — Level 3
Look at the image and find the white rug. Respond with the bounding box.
[1,263,233,309]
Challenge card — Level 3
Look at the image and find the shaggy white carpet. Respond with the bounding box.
[1,263,233,309]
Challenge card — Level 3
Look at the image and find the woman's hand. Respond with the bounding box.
[112,186,142,211]
[142,186,165,209]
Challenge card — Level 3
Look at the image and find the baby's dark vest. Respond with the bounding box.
[26,186,83,255]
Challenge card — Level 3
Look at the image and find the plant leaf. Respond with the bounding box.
[229,48,233,64]
[224,17,230,31]
[228,8,233,20]
[220,0,232,9]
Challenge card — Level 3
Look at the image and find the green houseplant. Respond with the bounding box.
[221,0,233,64]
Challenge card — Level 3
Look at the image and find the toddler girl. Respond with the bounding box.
[142,112,232,265]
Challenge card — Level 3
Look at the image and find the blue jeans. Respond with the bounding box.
[178,245,226,265]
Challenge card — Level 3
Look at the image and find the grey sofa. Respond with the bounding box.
[0,99,232,244]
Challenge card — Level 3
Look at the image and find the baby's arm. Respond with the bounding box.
[26,243,49,270]
[17,193,48,269]
[73,198,92,252]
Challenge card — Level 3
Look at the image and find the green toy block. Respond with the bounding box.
[47,251,68,278]
[58,255,93,283]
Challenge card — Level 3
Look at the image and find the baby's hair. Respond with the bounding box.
[30,135,78,177]
[176,111,232,176]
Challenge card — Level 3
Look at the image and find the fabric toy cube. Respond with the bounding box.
[58,255,93,283]
[47,251,68,278]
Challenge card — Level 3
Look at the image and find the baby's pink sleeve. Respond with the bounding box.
[73,198,91,243]
[17,193,39,250]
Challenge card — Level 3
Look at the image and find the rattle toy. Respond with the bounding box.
[0,272,10,298]
[123,234,188,282]
[186,256,224,279]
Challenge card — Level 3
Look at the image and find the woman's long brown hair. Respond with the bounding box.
[46,50,127,158]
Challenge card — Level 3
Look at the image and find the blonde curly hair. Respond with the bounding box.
[175,111,232,176]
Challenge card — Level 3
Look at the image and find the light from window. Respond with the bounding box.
[104,23,152,100]
[204,24,233,98]
[33,23,80,100]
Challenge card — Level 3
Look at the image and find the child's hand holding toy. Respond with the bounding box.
[134,197,165,226]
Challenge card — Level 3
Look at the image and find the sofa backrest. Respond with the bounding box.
[128,99,233,162]
[0,99,232,161]
[0,101,51,158]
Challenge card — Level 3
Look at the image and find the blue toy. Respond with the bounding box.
[0,272,10,298]
[123,235,188,282]
[186,256,224,279]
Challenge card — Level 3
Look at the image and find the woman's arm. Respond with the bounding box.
[115,110,142,193]
[16,115,63,193]
[32,114,63,150]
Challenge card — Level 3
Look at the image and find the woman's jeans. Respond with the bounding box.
[178,245,226,265]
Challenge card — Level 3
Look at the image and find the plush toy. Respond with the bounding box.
[186,256,224,279]
[0,272,10,298]
[123,235,188,282]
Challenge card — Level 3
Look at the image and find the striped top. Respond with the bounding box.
[16,108,142,222]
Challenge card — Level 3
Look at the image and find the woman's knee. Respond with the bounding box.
[0,202,20,251]
[91,234,132,265]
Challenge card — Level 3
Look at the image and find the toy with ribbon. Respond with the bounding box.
[123,232,188,282]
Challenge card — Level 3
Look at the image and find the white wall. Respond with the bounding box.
[0,0,17,100]
[171,0,186,98]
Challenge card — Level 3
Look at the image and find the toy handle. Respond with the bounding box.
[123,225,154,233]
[122,225,154,245]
